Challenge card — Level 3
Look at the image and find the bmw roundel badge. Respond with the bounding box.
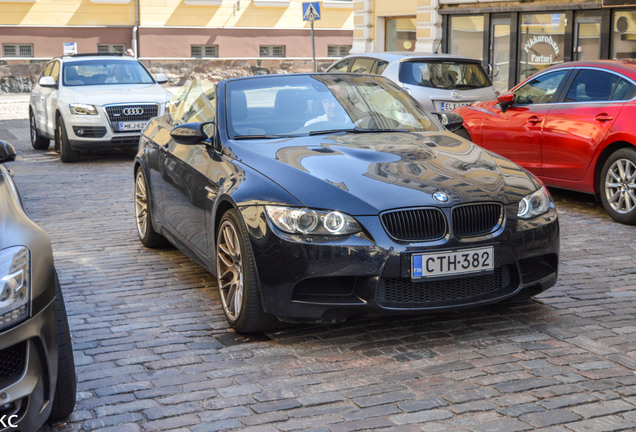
[433,191,450,203]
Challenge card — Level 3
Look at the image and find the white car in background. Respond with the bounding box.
[326,52,497,113]
[29,53,172,162]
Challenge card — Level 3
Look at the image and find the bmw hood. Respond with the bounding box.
[233,131,540,215]
[60,84,172,105]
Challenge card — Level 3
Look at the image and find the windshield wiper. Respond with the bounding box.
[309,127,409,136]
[233,134,298,140]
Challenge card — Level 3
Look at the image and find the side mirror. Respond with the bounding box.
[432,111,464,132]
[0,140,17,163]
[497,92,515,113]
[170,122,212,145]
[38,76,57,88]
[155,73,168,84]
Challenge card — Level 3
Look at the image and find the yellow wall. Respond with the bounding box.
[0,0,352,29]
[0,0,134,26]
[374,0,417,18]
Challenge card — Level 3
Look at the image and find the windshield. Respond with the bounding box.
[399,60,492,90]
[62,59,155,86]
[225,74,439,139]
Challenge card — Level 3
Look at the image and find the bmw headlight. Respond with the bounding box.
[69,103,98,115]
[265,206,361,236]
[0,246,30,331]
[518,186,552,219]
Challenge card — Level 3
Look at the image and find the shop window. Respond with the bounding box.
[448,15,484,60]
[260,45,285,57]
[191,45,218,58]
[2,44,33,58]
[519,13,566,82]
[385,17,416,52]
[327,45,351,57]
[613,10,636,59]
[97,44,126,54]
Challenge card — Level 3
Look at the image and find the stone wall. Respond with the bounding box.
[0,58,337,93]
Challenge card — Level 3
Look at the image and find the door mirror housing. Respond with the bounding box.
[497,92,515,113]
[170,122,213,145]
[432,111,464,132]
[38,76,57,88]
[155,73,168,84]
[0,140,17,163]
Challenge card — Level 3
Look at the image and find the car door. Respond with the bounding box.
[479,69,571,176]
[33,61,59,137]
[541,68,629,181]
[42,61,60,137]
[157,87,219,261]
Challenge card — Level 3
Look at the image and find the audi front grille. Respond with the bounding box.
[105,104,159,133]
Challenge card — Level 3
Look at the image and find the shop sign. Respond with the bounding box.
[524,35,560,63]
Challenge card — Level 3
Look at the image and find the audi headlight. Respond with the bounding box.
[69,103,98,115]
[0,246,30,331]
[518,186,552,219]
[265,206,361,236]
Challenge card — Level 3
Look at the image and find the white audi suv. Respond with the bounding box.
[29,53,172,162]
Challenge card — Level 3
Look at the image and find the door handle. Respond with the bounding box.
[594,114,614,122]
[527,116,542,125]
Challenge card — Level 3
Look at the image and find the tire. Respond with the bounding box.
[454,126,472,141]
[134,167,168,248]
[56,115,80,163]
[599,148,636,225]
[216,209,278,333]
[48,271,76,423]
[29,108,50,150]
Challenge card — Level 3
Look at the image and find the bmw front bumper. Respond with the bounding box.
[240,204,559,323]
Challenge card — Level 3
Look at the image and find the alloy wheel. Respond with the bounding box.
[604,157,636,215]
[216,220,244,321]
[135,171,149,238]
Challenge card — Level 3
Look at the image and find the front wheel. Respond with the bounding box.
[135,168,168,248]
[29,109,50,150]
[56,116,79,163]
[48,271,76,423]
[599,148,636,225]
[216,209,278,333]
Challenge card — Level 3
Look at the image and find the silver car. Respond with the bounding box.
[326,52,497,113]
[29,53,172,162]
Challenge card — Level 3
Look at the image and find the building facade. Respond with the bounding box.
[0,0,353,60]
[352,0,636,92]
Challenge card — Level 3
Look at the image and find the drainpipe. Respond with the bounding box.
[132,0,139,57]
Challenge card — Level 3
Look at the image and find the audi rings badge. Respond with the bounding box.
[123,107,144,116]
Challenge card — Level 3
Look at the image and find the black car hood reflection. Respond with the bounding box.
[230,131,536,214]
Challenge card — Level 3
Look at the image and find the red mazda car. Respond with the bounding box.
[455,60,636,225]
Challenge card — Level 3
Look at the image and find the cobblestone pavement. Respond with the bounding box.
[1,95,635,432]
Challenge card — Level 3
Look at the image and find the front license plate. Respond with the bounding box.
[411,246,494,279]
[440,101,471,111]
[118,121,147,131]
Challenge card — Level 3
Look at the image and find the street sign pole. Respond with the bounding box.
[311,19,316,72]
[302,2,321,73]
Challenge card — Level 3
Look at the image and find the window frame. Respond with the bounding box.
[259,45,286,58]
[2,43,34,58]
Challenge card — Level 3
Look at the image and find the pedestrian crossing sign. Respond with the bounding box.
[302,2,321,21]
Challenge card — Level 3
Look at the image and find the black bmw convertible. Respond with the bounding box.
[134,74,559,333]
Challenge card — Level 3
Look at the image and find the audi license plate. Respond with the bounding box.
[411,246,494,279]
[440,101,471,111]
[118,121,147,131]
